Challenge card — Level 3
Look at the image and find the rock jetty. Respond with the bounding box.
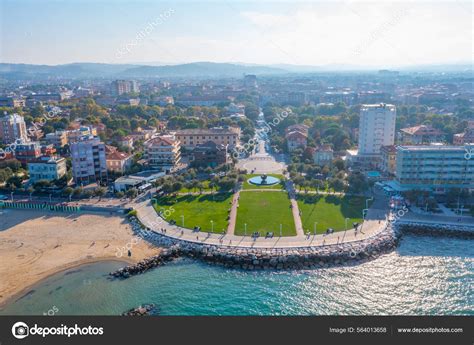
[121,304,158,316]
[113,216,473,277]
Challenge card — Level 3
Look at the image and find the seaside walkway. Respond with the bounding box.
[134,197,388,249]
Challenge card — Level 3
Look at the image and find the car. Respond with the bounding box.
[0,194,9,200]
[265,232,274,238]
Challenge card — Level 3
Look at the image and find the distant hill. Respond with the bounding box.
[0,62,286,80]
[0,61,471,80]
[120,62,286,78]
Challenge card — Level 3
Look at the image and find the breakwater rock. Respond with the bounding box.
[396,222,474,239]
[121,304,158,316]
[112,216,400,276]
[110,247,180,278]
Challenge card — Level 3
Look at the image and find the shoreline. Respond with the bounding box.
[0,257,134,310]
[0,210,162,310]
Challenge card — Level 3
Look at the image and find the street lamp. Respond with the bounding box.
[313,222,317,236]
[49,194,52,203]
[342,218,349,243]
[180,215,184,227]
[10,191,13,202]
[280,224,282,237]
[210,220,214,233]
[29,192,33,201]
[244,223,247,236]
[366,197,373,210]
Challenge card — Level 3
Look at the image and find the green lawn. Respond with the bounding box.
[153,193,233,233]
[242,174,285,190]
[297,194,367,233]
[235,191,296,236]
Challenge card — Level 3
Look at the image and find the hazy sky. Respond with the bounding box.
[0,0,472,67]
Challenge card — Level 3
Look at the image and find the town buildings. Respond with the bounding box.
[453,121,474,145]
[285,124,309,152]
[393,144,474,192]
[313,145,334,166]
[28,156,67,183]
[399,125,445,145]
[144,135,181,173]
[0,113,28,144]
[358,103,396,157]
[175,127,240,149]
[191,141,229,167]
[14,142,42,163]
[105,146,133,174]
[110,80,139,96]
[44,131,68,148]
[0,97,26,108]
[379,145,397,175]
[70,137,107,185]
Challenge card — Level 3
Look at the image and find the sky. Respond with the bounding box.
[0,0,472,67]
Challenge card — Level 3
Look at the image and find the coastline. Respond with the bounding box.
[0,210,162,309]
[0,257,132,310]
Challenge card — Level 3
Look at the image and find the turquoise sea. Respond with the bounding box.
[1,235,473,315]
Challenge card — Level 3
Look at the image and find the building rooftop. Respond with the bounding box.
[361,103,395,110]
[397,144,472,151]
[175,127,240,135]
[400,125,444,136]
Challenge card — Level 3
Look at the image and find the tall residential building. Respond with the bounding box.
[28,156,67,183]
[70,137,107,185]
[358,103,396,157]
[244,74,257,88]
[111,80,139,96]
[394,144,474,192]
[0,113,28,144]
[145,135,181,173]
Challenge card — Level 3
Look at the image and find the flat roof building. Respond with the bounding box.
[393,144,474,192]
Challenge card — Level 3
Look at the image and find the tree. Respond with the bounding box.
[347,172,368,194]
[329,178,345,193]
[161,182,174,195]
[6,175,23,189]
[172,182,183,194]
[196,182,204,194]
[73,187,83,197]
[218,177,237,191]
[126,188,138,199]
[94,186,107,200]
[62,187,74,197]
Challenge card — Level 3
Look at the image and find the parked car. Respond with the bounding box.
[0,194,8,200]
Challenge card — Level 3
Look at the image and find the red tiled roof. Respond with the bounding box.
[106,150,131,161]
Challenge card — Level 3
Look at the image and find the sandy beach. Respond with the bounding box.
[0,209,161,307]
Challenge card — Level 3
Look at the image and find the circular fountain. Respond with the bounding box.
[248,174,280,186]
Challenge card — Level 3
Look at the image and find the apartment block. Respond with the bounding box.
[70,137,107,184]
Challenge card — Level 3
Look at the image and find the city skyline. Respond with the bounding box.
[1,0,472,67]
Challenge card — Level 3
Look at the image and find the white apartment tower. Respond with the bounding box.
[358,103,396,157]
[70,136,107,185]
